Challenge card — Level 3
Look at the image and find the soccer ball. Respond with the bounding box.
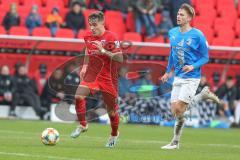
[41,128,60,145]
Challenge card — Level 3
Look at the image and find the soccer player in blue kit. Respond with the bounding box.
[161,4,220,149]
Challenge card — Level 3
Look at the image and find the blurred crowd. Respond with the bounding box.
[1,0,193,38]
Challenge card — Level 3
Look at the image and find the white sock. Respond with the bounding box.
[172,116,185,143]
[235,103,240,124]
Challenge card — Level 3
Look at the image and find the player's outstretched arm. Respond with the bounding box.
[80,49,89,80]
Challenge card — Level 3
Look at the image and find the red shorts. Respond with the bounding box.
[80,80,119,110]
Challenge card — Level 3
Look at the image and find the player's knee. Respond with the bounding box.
[108,110,116,117]
[171,102,185,117]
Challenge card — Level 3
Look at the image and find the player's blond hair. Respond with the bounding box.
[88,11,105,22]
[180,3,195,18]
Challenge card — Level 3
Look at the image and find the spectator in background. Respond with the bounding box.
[0,65,14,116]
[133,0,158,38]
[69,0,87,10]
[25,5,42,35]
[65,1,85,38]
[109,0,130,19]
[41,69,65,110]
[64,64,80,104]
[46,7,63,37]
[118,67,133,98]
[157,11,173,42]
[88,0,112,12]
[215,76,236,123]
[169,0,191,26]
[231,74,240,127]
[2,3,20,33]
[33,64,49,96]
[12,65,46,119]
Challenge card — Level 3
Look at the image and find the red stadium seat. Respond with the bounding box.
[218,6,237,19]
[233,38,240,47]
[214,26,235,41]
[217,0,235,10]
[77,29,88,39]
[45,0,64,10]
[195,0,216,10]
[235,19,240,36]
[32,27,51,37]
[212,37,233,46]
[193,16,214,28]
[196,3,216,15]
[155,13,162,26]
[22,0,43,7]
[0,26,6,34]
[144,35,164,43]
[214,18,235,30]
[123,32,142,42]
[126,12,135,32]
[108,23,126,40]
[194,24,214,43]
[238,1,240,17]
[0,0,20,6]
[0,13,6,25]
[55,28,74,38]
[19,12,29,26]
[105,10,124,28]
[9,26,29,35]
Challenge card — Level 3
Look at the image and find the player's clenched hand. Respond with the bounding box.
[182,65,194,73]
[161,73,169,83]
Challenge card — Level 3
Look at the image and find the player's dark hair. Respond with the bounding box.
[180,3,195,18]
[88,11,105,22]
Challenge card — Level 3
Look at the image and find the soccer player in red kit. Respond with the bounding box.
[70,11,123,148]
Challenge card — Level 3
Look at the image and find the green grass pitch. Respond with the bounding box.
[0,119,239,160]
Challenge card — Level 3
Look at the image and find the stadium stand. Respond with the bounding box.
[9,26,29,36]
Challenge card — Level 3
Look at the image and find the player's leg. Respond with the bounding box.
[71,84,90,138]
[101,88,119,148]
[188,86,220,108]
[162,78,200,149]
[161,101,187,150]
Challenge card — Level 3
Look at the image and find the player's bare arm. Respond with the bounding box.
[80,49,89,80]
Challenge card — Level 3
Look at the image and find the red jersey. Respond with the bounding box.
[83,30,122,84]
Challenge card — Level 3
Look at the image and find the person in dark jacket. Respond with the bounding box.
[88,0,112,12]
[0,65,14,115]
[2,3,20,33]
[25,5,42,35]
[65,1,86,37]
[12,65,46,119]
[215,76,236,123]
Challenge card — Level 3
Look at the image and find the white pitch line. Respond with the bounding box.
[0,151,92,160]
[0,130,240,149]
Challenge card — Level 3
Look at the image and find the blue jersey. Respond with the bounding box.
[166,27,209,78]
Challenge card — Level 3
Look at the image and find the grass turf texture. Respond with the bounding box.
[0,119,239,160]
